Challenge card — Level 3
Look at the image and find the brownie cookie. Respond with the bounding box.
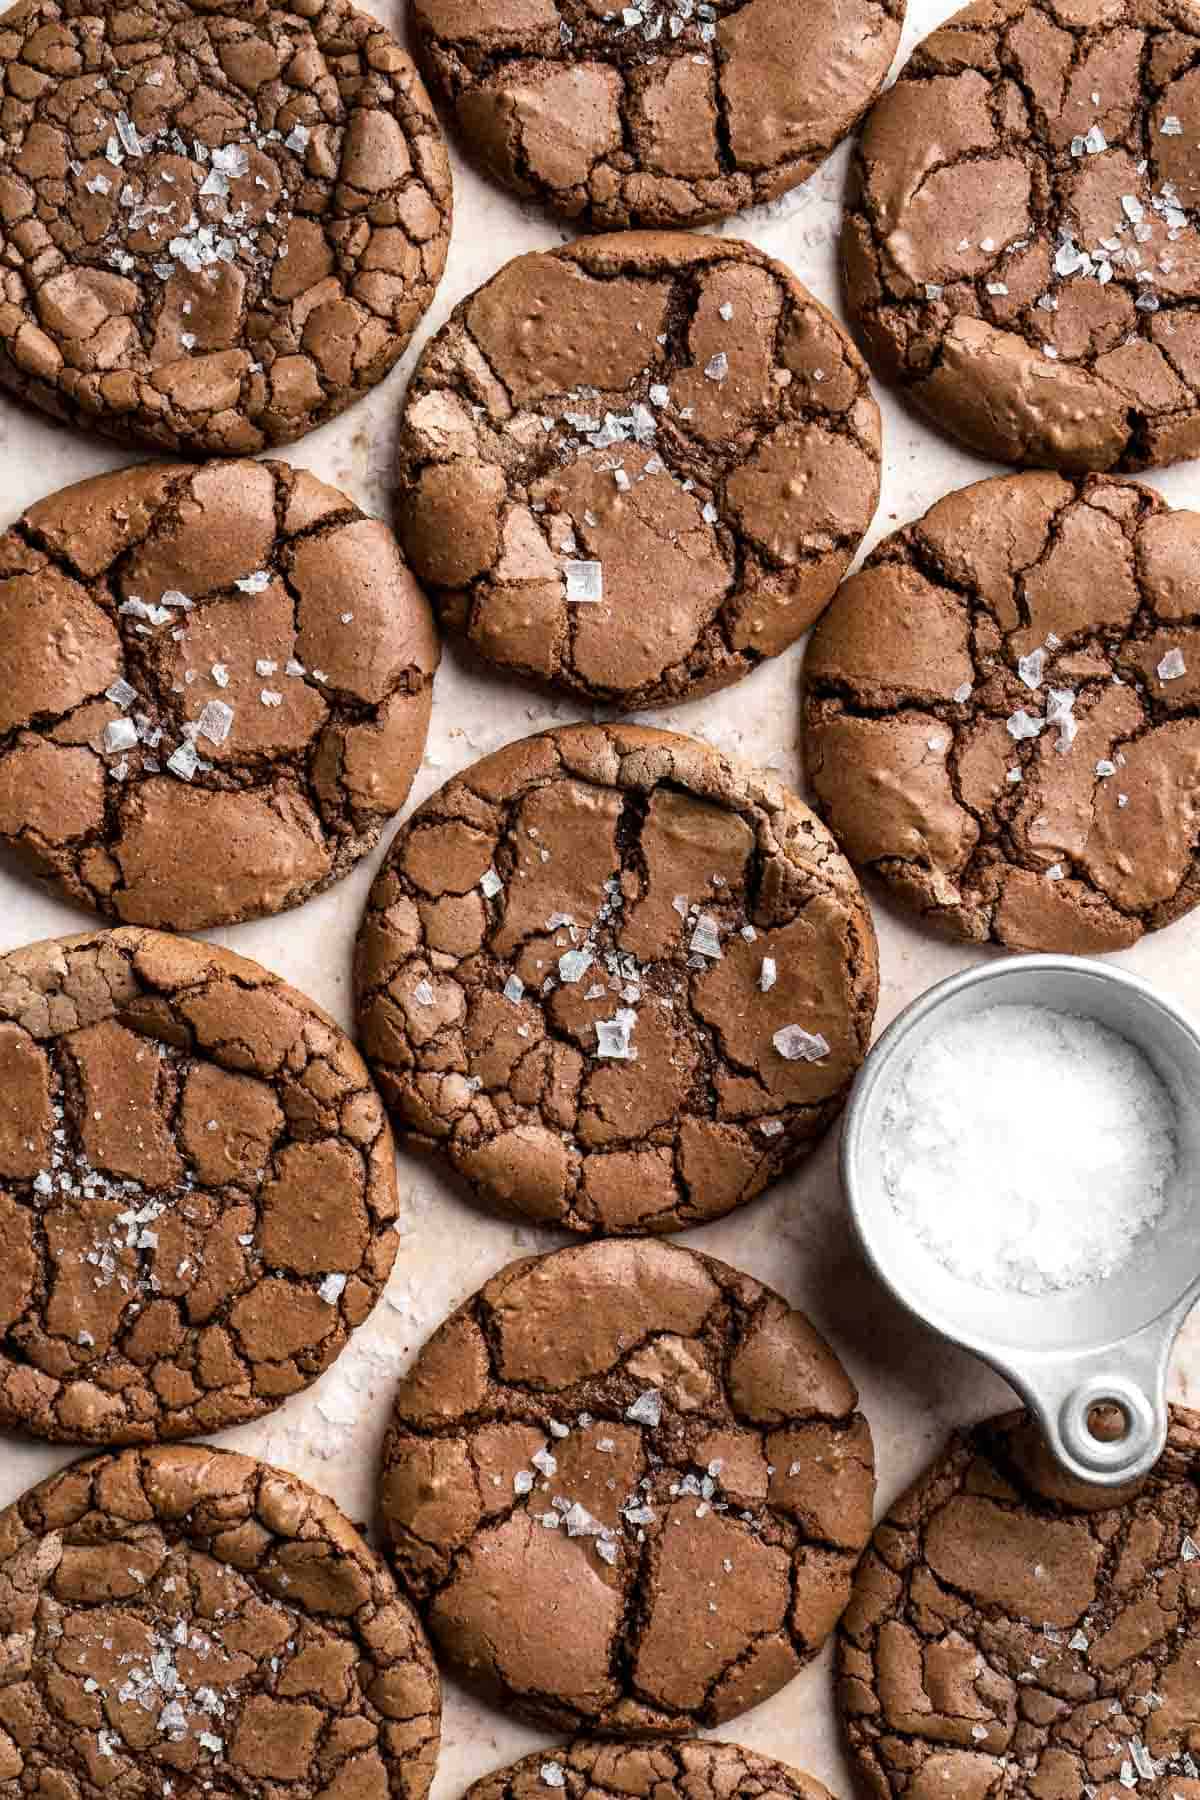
[844,0,1200,472]
[465,1740,839,1800]
[395,235,882,710]
[0,0,452,456]
[838,1406,1200,1800]
[0,1443,441,1796]
[0,458,438,931]
[804,471,1200,954]
[355,723,879,1234]
[0,926,402,1444]
[410,0,903,231]
[380,1238,876,1734]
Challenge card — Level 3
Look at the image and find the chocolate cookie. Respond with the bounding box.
[838,1406,1200,1800]
[0,926,402,1444]
[803,471,1200,954]
[465,1740,839,1800]
[355,722,879,1234]
[0,0,452,456]
[410,0,903,231]
[0,459,438,931]
[844,0,1200,472]
[0,1443,441,1795]
[395,235,882,710]
[380,1238,876,1734]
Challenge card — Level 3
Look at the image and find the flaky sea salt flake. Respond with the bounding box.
[690,913,722,959]
[565,560,603,602]
[761,956,777,992]
[1007,708,1045,740]
[1158,647,1187,681]
[106,679,137,710]
[103,719,139,754]
[626,1389,662,1427]
[704,352,729,382]
[773,1025,830,1062]
[596,1009,637,1059]
[503,974,525,1004]
[197,700,233,746]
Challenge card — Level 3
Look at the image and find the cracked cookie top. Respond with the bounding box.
[844,0,1200,472]
[838,1407,1200,1800]
[409,0,903,230]
[804,471,1200,954]
[354,723,879,1235]
[395,235,882,712]
[0,1443,441,1796]
[0,927,401,1444]
[464,1739,838,1800]
[0,458,438,931]
[0,0,452,455]
[379,1238,876,1735]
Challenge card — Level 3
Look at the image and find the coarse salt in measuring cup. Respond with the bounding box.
[842,956,1200,1489]
[879,1003,1178,1295]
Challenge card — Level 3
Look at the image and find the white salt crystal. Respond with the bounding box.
[1158,647,1187,681]
[413,979,435,1006]
[558,948,593,984]
[1161,114,1183,135]
[954,682,972,703]
[318,1273,346,1304]
[705,352,729,381]
[596,1010,637,1059]
[106,678,137,710]
[197,700,233,746]
[773,1025,830,1062]
[236,569,271,594]
[565,561,603,603]
[689,914,722,959]
[103,719,138,754]
[1018,649,1045,689]
[626,1390,662,1427]
[1007,708,1044,740]
[760,957,777,992]
[880,1003,1177,1294]
[541,1766,566,1789]
[167,742,199,781]
[481,869,503,898]
[503,975,525,1003]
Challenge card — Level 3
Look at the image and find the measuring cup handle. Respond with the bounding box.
[1043,1374,1167,1486]
[1009,1324,1174,1490]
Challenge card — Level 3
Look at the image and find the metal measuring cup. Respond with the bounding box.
[841,954,1200,1489]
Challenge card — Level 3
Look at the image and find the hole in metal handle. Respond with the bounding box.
[1055,1376,1165,1484]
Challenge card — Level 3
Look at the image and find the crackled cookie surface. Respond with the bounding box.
[0,0,451,455]
[804,472,1200,954]
[844,0,1200,471]
[0,928,401,1444]
[838,1407,1200,1800]
[465,1739,839,1800]
[396,236,882,711]
[380,1239,876,1734]
[355,723,878,1234]
[0,459,438,930]
[0,1444,440,1795]
[411,0,902,230]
